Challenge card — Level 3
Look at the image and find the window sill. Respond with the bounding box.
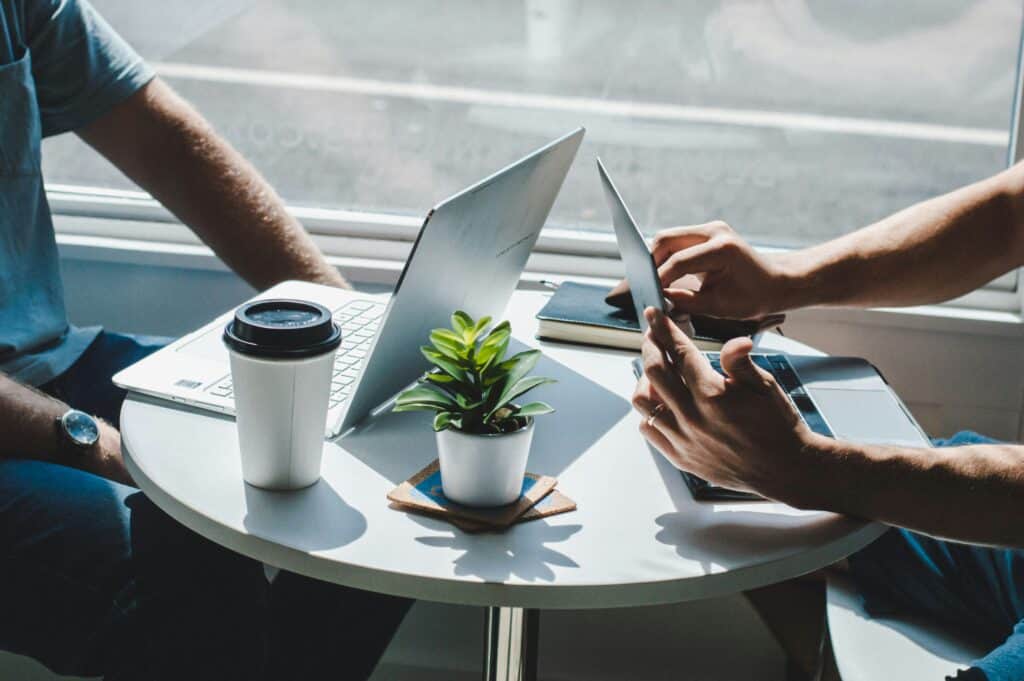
[56,231,1024,339]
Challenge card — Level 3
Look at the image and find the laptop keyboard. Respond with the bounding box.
[206,299,387,409]
[705,352,834,438]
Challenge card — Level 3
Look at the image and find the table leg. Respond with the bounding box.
[483,607,540,681]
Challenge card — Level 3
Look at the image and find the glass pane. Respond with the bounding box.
[43,0,1021,247]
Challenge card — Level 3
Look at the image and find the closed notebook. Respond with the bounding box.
[535,281,784,351]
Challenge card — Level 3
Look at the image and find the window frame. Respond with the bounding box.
[47,178,1023,314]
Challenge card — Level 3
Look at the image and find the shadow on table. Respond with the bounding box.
[406,513,583,583]
[242,476,367,552]
[338,340,631,485]
[653,508,851,571]
[646,439,857,572]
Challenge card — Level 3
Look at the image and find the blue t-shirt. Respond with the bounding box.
[0,0,153,386]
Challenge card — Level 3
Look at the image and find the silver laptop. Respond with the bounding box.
[114,127,585,437]
[596,157,929,458]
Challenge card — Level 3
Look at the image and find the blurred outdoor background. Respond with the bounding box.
[43,0,1023,246]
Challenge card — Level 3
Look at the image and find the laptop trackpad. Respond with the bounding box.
[808,387,927,447]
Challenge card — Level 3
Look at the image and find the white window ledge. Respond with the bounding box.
[56,231,1024,339]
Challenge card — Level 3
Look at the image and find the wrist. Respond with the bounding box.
[766,250,826,312]
[775,432,847,511]
[81,420,133,486]
[53,408,101,463]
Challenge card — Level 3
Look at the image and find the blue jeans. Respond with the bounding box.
[848,431,1024,681]
[0,331,411,680]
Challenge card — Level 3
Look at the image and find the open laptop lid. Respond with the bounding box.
[335,128,585,435]
[597,158,693,336]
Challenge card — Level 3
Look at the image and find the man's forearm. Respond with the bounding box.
[78,79,347,291]
[795,434,1024,548]
[0,373,70,462]
[0,374,130,483]
[770,165,1024,310]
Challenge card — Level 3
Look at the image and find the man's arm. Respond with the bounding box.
[804,435,1024,548]
[76,78,348,291]
[610,163,1024,318]
[0,374,131,485]
[773,164,1024,310]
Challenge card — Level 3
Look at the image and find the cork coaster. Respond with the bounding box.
[390,488,577,533]
[387,459,559,530]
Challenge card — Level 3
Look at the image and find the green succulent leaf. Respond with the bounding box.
[476,322,511,367]
[433,411,456,431]
[501,350,541,387]
[515,401,555,417]
[481,348,533,388]
[428,331,467,360]
[392,402,444,413]
[453,391,483,410]
[504,376,556,403]
[468,315,493,340]
[451,311,473,335]
[479,320,510,347]
[429,339,464,362]
[395,385,457,409]
[421,347,469,383]
[488,376,556,419]
[477,336,509,371]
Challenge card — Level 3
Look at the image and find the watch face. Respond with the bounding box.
[63,410,99,447]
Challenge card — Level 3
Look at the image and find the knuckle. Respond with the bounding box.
[709,220,732,234]
[717,235,741,253]
[644,354,666,373]
[703,384,728,403]
[666,251,689,270]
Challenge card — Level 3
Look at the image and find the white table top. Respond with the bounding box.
[121,290,884,609]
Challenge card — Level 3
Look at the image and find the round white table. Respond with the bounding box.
[121,290,885,681]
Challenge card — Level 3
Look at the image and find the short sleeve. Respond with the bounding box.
[21,0,154,137]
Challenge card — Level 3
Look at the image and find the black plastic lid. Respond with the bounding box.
[223,299,341,359]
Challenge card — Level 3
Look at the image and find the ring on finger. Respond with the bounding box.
[646,402,667,427]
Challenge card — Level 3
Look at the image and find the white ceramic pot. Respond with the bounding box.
[436,419,534,507]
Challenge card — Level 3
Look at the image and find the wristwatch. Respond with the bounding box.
[55,409,100,456]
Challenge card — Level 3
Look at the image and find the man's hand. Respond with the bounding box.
[631,307,819,503]
[608,221,794,319]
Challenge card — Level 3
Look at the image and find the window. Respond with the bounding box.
[44,1,1024,303]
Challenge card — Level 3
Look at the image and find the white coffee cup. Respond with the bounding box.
[223,299,341,490]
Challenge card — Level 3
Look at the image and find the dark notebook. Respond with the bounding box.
[535,281,783,351]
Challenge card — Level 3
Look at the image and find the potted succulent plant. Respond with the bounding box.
[393,311,555,507]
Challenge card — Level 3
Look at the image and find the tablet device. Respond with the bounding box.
[597,158,695,337]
